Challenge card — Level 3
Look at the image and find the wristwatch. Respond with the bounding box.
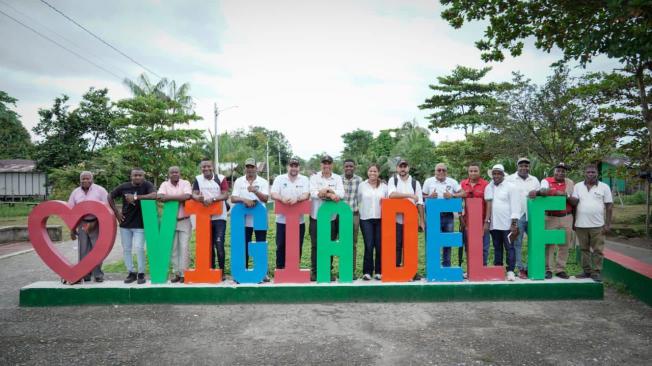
[134,192,138,201]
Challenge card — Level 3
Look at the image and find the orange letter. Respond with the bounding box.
[184,200,223,283]
[381,199,418,282]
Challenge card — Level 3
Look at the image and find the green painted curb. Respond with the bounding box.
[20,280,603,307]
[603,259,652,307]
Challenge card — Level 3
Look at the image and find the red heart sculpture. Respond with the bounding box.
[28,200,117,283]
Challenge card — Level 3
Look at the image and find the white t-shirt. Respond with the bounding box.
[309,171,345,220]
[506,173,540,220]
[271,173,310,224]
[387,175,423,224]
[232,175,270,227]
[422,176,461,198]
[572,181,613,228]
[357,180,388,220]
[485,180,521,230]
[193,174,228,221]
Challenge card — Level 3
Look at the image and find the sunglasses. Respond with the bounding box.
[436,169,447,172]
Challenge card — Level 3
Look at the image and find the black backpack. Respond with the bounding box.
[391,174,417,193]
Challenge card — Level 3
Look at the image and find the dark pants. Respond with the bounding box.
[360,218,381,275]
[440,213,455,267]
[210,219,227,270]
[275,222,306,269]
[77,222,103,280]
[490,229,515,272]
[460,230,491,266]
[244,227,267,269]
[309,217,339,277]
[396,223,404,266]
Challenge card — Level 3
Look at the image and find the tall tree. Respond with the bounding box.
[419,65,510,135]
[0,91,33,159]
[75,88,120,153]
[341,129,373,160]
[440,0,652,166]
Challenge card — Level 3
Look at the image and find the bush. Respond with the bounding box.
[624,191,646,205]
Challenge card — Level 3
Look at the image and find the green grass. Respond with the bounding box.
[103,211,583,278]
[0,203,34,218]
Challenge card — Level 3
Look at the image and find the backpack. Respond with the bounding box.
[391,174,417,193]
[212,174,231,211]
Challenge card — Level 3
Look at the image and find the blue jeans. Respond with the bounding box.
[360,218,381,275]
[513,214,528,271]
[461,230,491,266]
[490,229,515,272]
[440,213,455,267]
[119,228,145,273]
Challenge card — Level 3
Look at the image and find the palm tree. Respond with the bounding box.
[123,73,194,114]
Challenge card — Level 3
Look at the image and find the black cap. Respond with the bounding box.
[396,157,408,166]
[554,162,568,170]
[289,156,300,165]
[321,154,333,163]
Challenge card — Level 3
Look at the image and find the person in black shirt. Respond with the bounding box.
[108,168,156,284]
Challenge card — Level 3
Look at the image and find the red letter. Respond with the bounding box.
[274,200,311,283]
[466,198,503,281]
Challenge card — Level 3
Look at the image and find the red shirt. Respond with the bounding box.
[460,178,489,223]
[543,177,572,215]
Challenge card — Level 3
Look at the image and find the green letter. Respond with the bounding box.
[142,200,179,284]
[317,201,353,283]
[527,196,565,280]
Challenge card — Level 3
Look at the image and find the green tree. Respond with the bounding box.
[419,65,511,135]
[124,73,194,114]
[341,129,373,160]
[0,91,33,159]
[76,88,120,153]
[389,121,439,182]
[440,0,652,166]
[33,95,87,170]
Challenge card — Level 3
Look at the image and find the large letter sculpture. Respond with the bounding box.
[184,200,223,283]
[425,198,463,282]
[381,199,418,282]
[28,200,117,284]
[316,201,353,283]
[465,198,504,281]
[141,200,179,284]
[274,200,311,283]
[231,202,269,284]
[527,196,566,280]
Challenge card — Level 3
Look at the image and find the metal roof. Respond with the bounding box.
[0,159,37,173]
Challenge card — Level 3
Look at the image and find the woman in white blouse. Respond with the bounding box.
[358,164,388,280]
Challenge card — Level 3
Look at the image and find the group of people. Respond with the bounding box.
[66,154,613,284]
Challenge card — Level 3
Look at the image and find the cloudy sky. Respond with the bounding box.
[1,0,620,159]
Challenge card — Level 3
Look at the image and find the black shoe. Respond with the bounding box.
[94,276,104,283]
[262,275,271,283]
[575,272,592,279]
[330,275,336,282]
[591,273,602,283]
[413,273,423,281]
[179,277,184,283]
[124,272,137,284]
[310,273,316,282]
[556,271,569,279]
[171,275,182,283]
[84,276,92,282]
[137,273,146,284]
[545,271,553,279]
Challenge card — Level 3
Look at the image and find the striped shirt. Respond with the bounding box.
[343,175,363,213]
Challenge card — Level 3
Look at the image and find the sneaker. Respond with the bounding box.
[137,273,146,284]
[518,270,528,279]
[330,274,336,282]
[179,277,184,283]
[507,271,516,281]
[463,272,468,279]
[575,272,592,279]
[124,272,137,284]
[362,274,371,281]
[412,273,423,281]
[591,273,602,283]
[556,271,569,279]
[94,276,104,283]
[374,274,382,280]
[262,275,271,283]
[84,276,92,282]
[545,271,553,280]
[310,273,316,282]
[171,275,182,283]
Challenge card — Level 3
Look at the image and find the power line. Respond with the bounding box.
[0,8,123,80]
[0,0,130,77]
[39,0,161,79]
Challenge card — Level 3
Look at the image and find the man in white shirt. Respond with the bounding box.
[422,162,465,267]
[270,157,310,270]
[506,157,540,278]
[231,158,270,279]
[485,164,521,281]
[570,164,613,282]
[191,159,230,273]
[309,154,345,281]
[388,158,425,280]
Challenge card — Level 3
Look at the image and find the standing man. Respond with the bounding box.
[422,162,464,267]
[108,168,157,284]
[485,164,521,281]
[309,154,344,281]
[270,156,310,269]
[68,171,109,283]
[342,159,363,274]
[192,159,230,274]
[231,158,270,281]
[570,164,613,282]
[157,166,192,283]
[459,163,491,267]
[388,158,425,280]
[533,163,574,279]
[507,157,540,278]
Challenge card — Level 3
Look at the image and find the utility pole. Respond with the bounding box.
[212,104,238,175]
[266,138,270,183]
[278,144,282,176]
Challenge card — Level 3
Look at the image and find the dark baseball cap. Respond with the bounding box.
[289,156,300,165]
[321,154,333,163]
[396,157,408,166]
[554,162,568,170]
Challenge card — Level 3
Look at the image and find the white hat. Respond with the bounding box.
[489,164,506,176]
